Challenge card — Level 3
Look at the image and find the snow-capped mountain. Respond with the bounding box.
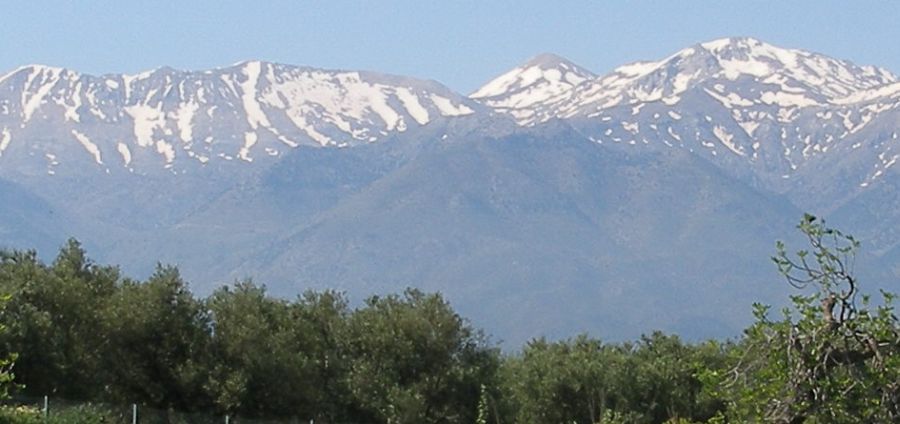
[0,61,479,174]
[474,37,900,201]
[479,37,897,124]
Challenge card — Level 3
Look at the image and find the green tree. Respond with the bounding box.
[101,264,210,411]
[0,292,18,400]
[0,249,42,397]
[629,333,725,423]
[0,241,118,399]
[711,215,900,422]
[503,334,724,424]
[343,288,498,424]
[289,290,356,422]
[504,335,620,423]
[205,281,324,419]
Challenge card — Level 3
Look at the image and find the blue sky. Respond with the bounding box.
[3,1,899,93]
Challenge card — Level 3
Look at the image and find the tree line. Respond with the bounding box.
[0,216,897,423]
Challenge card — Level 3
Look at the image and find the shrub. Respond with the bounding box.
[0,404,117,424]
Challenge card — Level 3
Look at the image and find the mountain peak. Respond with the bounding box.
[522,53,581,70]
[693,36,807,75]
[470,53,595,115]
[587,36,898,106]
[699,36,769,53]
[694,37,896,95]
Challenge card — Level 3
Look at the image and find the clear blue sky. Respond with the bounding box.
[3,1,899,94]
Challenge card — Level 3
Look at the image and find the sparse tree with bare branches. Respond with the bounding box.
[709,214,900,423]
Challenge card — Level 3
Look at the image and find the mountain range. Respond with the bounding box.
[1,37,897,346]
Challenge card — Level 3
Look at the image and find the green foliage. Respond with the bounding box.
[343,288,497,424]
[629,333,726,422]
[0,404,116,424]
[475,384,489,424]
[101,265,210,410]
[710,214,900,422]
[44,404,117,424]
[205,281,336,419]
[0,244,501,423]
[289,289,354,421]
[0,294,17,400]
[503,335,617,423]
[0,406,43,424]
[0,240,117,399]
[501,333,725,423]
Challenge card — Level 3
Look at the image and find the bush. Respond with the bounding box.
[0,404,117,424]
[47,405,117,424]
[0,405,42,424]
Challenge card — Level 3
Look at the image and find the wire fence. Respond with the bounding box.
[1,395,320,424]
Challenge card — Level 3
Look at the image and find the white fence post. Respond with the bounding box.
[132,403,138,424]
[42,396,48,420]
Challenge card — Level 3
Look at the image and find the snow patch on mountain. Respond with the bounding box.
[125,104,166,148]
[176,102,198,142]
[395,87,430,125]
[156,140,175,165]
[117,142,132,167]
[0,127,10,156]
[71,130,103,165]
[240,132,258,162]
[430,94,474,116]
[239,61,272,131]
[713,125,743,156]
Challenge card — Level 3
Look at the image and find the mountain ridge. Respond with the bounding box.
[0,60,483,175]
[2,37,899,181]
